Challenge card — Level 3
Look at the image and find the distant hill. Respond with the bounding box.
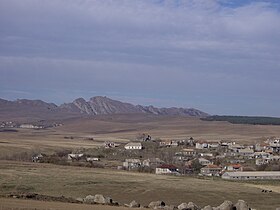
[0,96,208,122]
[201,115,280,125]
[60,96,209,117]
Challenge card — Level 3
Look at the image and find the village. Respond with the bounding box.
[31,133,280,181]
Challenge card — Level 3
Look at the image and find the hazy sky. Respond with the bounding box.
[1,0,280,116]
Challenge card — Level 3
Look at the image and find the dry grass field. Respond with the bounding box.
[0,161,279,210]
[0,197,129,210]
[59,114,280,142]
[1,115,280,158]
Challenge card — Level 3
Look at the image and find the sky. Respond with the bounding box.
[0,0,280,116]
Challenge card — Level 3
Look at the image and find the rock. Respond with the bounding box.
[84,195,95,204]
[215,201,234,210]
[164,205,178,210]
[76,197,84,203]
[234,200,250,210]
[129,200,141,208]
[178,202,200,210]
[276,208,280,210]
[94,194,113,205]
[187,202,200,210]
[202,206,213,210]
[148,201,165,209]
[178,203,188,210]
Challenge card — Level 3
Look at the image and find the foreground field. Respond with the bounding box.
[0,161,279,210]
[0,198,128,210]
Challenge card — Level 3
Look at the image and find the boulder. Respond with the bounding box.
[202,206,213,210]
[178,202,200,210]
[76,197,84,203]
[94,194,112,205]
[215,201,234,210]
[148,201,165,209]
[84,195,95,204]
[234,200,250,210]
[129,200,141,208]
[178,203,188,210]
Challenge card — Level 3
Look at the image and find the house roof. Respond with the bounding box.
[229,164,242,168]
[203,164,221,169]
[223,171,280,177]
[125,142,142,147]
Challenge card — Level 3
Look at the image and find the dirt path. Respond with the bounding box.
[0,198,127,210]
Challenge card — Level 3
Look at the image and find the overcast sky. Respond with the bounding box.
[1,0,280,116]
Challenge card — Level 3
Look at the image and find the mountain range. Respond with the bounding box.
[0,96,209,122]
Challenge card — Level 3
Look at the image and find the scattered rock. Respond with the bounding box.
[94,194,112,205]
[215,200,234,210]
[178,203,188,210]
[234,200,250,210]
[84,195,95,204]
[202,205,213,210]
[128,200,141,208]
[149,201,165,209]
[178,202,200,210]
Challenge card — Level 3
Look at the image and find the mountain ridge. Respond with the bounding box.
[60,96,209,117]
[0,96,209,121]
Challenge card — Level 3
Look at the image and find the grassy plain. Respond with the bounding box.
[2,114,280,159]
[0,161,279,210]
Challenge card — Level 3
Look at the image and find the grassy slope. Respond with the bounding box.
[0,161,279,210]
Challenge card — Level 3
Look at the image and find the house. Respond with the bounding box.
[238,148,254,157]
[104,142,116,148]
[142,158,164,168]
[123,159,141,170]
[195,142,208,149]
[155,164,179,175]
[67,153,84,161]
[200,164,222,176]
[208,142,220,149]
[222,171,280,180]
[223,164,243,172]
[255,159,270,166]
[182,148,197,157]
[269,140,280,153]
[159,140,179,147]
[124,142,142,150]
[254,152,271,159]
[199,153,213,157]
[32,154,44,163]
[198,158,212,166]
[229,144,244,152]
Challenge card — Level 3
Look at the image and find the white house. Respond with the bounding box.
[124,142,143,150]
[155,164,179,175]
[200,164,222,176]
[222,171,280,180]
[195,142,208,149]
